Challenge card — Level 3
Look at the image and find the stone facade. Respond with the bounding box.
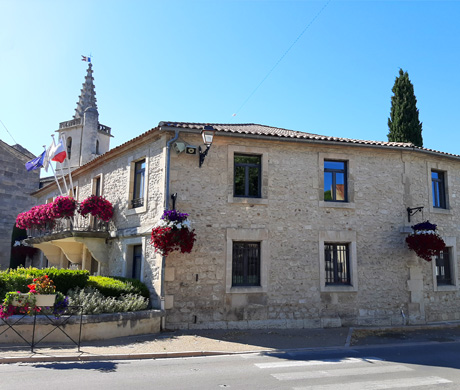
[0,140,40,269]
[29,123,460,330]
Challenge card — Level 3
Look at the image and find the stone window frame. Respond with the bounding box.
[122,237,145,282]
[319,230,358,292]
[227,145,269,205]
[318,152,355,209]
[226,228,269,293]
[126,156,148,215]
[432,236,458,292]
[427,162,451,215]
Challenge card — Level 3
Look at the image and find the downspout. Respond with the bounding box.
[160,130,179,330]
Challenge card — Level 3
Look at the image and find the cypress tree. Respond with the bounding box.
[387,69,423,147]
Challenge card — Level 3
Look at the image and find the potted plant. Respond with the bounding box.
[79,195,114,222]
[151,209,196,256]
[406,221,446,261]
[51,196,77,219]
[27,275,57,306]
[0,291,38,319]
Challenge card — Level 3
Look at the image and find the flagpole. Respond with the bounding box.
[51,135,69,194]
[61,135,75,196]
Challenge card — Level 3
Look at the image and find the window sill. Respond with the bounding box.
[320,284,358,293]
[228,195,268,205]
[434,284,457,292]
[125,205,147,216]
[227,286,267,294]
[430,207,451,216]
[319,201,355,209]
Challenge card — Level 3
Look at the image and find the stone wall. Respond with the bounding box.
[0,141,40,269]
[162,133,460,329]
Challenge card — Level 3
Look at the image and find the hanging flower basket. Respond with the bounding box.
[406,221,445,262]
[151,210,196,256]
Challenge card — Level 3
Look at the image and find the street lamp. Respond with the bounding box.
[199,125,216,168]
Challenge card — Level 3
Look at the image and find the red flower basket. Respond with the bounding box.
[151,210,196,256]
[406,221,446,261]
[51,196,77,218]
[79,195,114,222]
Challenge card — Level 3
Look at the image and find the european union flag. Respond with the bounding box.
[25,151,45,172]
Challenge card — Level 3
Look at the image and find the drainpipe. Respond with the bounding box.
[160,130,179,330]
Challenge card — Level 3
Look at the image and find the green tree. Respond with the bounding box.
[387,69,423,147]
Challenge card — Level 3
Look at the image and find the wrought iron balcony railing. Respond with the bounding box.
[27,214,111,239]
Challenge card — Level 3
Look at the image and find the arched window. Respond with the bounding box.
[67,137,72,160]
[96,140,100,155]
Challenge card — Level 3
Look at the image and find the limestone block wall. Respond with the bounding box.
[0,142,40,269]
[163,133,460,329]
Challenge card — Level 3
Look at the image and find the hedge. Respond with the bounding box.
[87,276,150,299]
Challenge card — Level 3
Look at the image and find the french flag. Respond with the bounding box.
[51,139,67,163]
[81,55,91,62]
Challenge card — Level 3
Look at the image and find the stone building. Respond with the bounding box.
[26,120,460,329]
[0,140,40,269]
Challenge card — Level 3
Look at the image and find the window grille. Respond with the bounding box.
[232,242,261,286]
[325,243,350,285]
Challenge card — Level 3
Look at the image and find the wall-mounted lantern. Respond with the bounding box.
[199,125,216,168]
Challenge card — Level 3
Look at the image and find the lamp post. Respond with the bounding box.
[199,125,216,168]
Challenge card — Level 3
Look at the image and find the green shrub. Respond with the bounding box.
[0,272,33,300]
[11,267,89,293]
[87,276,150,299]
[67,287,149,314]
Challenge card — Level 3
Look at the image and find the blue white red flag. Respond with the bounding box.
[81,55,91,62]
[50,138,67,163]
[25,151,46,171]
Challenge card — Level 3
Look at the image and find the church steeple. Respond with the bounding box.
[56,62,112,175]
[74,63,98,119]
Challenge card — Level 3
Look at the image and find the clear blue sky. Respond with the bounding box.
[1,0,459,159]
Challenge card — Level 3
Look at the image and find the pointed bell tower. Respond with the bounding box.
[56,62,112,173]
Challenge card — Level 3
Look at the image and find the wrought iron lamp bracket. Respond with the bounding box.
[199,145,211,168]
[407,206,424,223]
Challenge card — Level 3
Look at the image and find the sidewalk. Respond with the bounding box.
[1,324,459,364]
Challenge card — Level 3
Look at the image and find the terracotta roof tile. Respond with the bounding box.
[159,121,415,148]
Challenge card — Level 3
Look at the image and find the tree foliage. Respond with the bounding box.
[387,69,423,147]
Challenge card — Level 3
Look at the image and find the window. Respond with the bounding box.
[232,242,261,287]
[96,140,100,155]
[325,243,350,285]
[67,137,72,160]
[234,154,261,198]
[132,245,142,280]
[435,248,452,285]
[432,170,446,209]
[94,176,101,197]
[324,161,347,202]
[132,159,145,208]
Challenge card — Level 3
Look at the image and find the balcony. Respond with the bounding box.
[26,214,110,243]
[59,118,82,129]
[25,215,112,269]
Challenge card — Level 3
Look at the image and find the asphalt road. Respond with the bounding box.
[2,341,460,389]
